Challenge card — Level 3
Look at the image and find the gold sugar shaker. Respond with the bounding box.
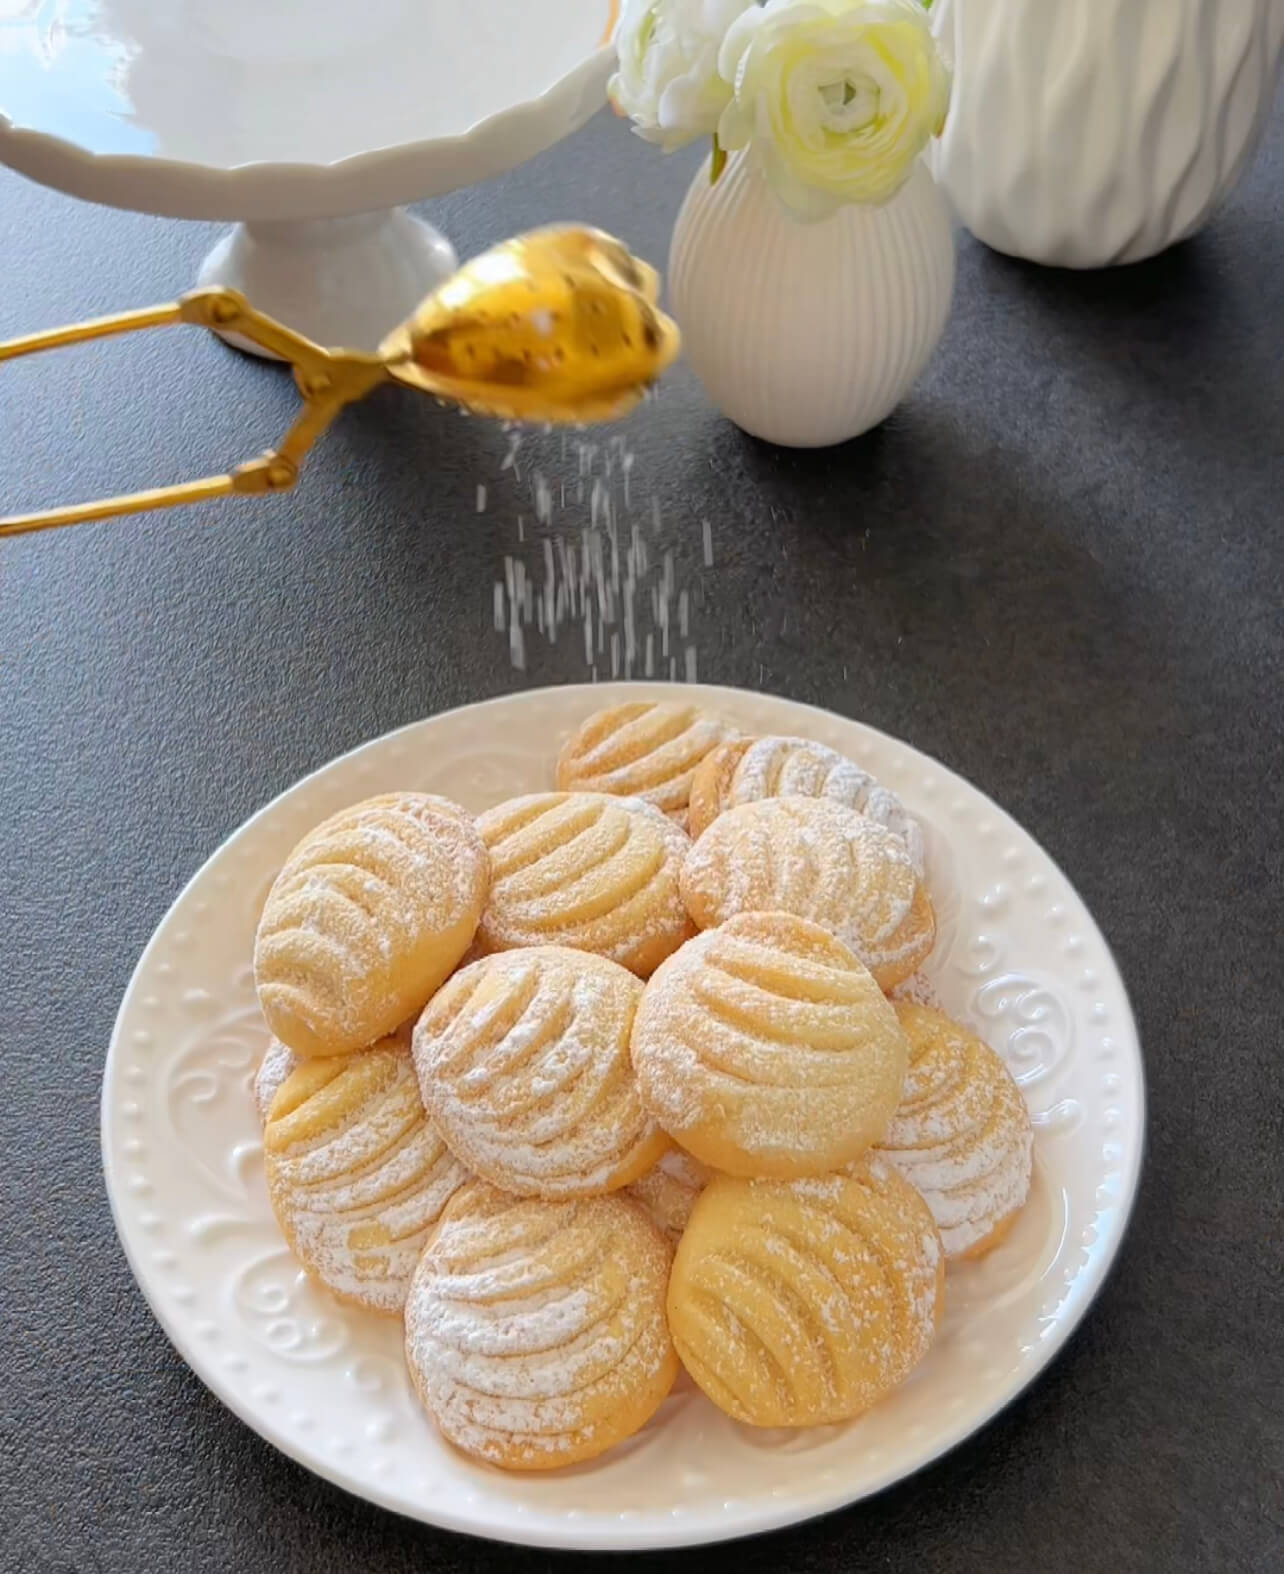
[0,226,680,538]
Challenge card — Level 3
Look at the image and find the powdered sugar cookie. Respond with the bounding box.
[685,736,754,840]
[253,1019,417,1125]
[688,734,925,871]
[681,796,935,990]
[556,701,737,824]
[413,947,667,1198]
[630,912,908,1177]
[667,1159,943,1428]
[888,972,948,1012]
[264,1044,470,1314]
[252,1038,299,1123]
[254,792,488,1057]
[475,791,693,977]
[877,1003,1033,1260]
[405,1183,678,1470]
[626,1149,710,1244]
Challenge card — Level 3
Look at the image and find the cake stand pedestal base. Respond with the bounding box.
[196,208,458,356]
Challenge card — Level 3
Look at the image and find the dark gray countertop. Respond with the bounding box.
[2,105,1281,1574]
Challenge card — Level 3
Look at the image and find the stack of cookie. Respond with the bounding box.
[250,701,1033,1470]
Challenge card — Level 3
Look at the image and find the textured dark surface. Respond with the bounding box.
[2,100,1282,1574]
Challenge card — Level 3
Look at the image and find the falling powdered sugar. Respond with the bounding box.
[482,428,708,683]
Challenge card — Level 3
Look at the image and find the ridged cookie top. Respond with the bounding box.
[555,701,736,820]
[254,792,488,1056]
[689,734,925,871]
[413,947,667,1198]
[667,1159,943,1427]
[681,796,935,990]
[263,1045,470,1314]
[878,1003,1033,1259]
[630,913,908,1177]
[404,1183,678,1469]
[475,791,693,976]
[254,1018,414,1125]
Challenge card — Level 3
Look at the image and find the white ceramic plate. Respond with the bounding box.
[0,0,618,220]
[103,684,1144,1550]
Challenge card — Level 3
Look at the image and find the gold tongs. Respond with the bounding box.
[0,226,680,538]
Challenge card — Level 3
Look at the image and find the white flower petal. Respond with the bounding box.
[724,0,950,212]
[717,7,767,84]
[613,0,757,146]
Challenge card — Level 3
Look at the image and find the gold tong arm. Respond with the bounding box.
[0,301,185,359]
[0,289,389,538]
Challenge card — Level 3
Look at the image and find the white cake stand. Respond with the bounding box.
[0,0,620,352]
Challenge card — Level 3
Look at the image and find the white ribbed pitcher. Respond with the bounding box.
[668,153,955,448]
[932,0,1284,267]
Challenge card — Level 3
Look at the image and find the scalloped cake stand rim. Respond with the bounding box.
[0,43,615,223]
[0,40,613,351]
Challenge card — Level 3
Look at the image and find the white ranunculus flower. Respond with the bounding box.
[610,0,757,152]
[717,0,951,219]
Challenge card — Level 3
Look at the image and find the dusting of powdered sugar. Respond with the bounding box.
[404,1191,673,1464]
[786,1175,847,1203]
[681,797,928,979]
[673,1167,941,1423]
[876,1009,1034,1258]
[889,972,946,1011]
[252,1039,299,1123]
[840,1159,943,1365]
[557,702,738,820]
[625,1147,711,1243]
[729,736,926,875]
[255,794,487,1044]
[265,1052,470,1312]
[630,914,906,1169]
[476,792,692,975]
[413,948,663,1197]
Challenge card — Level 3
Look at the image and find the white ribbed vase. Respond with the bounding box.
[668,154,955,448]
[933,0,1284,268]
